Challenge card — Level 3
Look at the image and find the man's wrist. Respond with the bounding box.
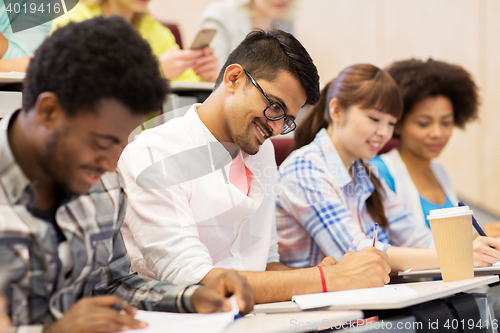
[176,285,202,313]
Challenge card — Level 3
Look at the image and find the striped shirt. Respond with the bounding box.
[276,129,434,267]
[0,110,194,331]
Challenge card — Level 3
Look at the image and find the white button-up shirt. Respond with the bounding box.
[119,104,280,285]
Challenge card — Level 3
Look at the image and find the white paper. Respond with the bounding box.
[120,295,239,333]
[292,285,418,310]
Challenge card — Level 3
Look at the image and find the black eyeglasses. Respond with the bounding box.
[244,69,296,135]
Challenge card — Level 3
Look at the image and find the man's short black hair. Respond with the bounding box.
[215,30,320,106]
[23,16,168,116]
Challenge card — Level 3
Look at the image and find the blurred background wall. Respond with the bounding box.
[149,0,500,217]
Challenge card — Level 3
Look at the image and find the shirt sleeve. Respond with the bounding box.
[1,14,50,59]
[278,155,389,261]
[91,183,196,313]
[117,133,215,286]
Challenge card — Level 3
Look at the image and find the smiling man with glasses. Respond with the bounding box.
[118,30,392,304]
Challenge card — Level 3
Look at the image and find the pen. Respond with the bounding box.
[111,300,127,313]
[372,222,379,247]
[458,201,486,237]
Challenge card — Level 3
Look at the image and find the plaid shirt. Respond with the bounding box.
[0,111,195,332]
[276,129,434,267]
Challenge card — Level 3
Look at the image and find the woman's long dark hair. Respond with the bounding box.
[293,64,403,228]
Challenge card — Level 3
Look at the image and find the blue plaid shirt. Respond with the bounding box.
[0,111,195,331]
[276,129,434,267]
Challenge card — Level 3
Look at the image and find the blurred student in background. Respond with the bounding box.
[0,3,51,72]
[277,64,500,273]
[198,0,294,69]
[370,59,500,236]
[0,295,10,333]
[51,0,219,82]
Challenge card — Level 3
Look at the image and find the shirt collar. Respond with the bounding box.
[185,104,234,168]
[0,110,37,206]
[314,128,374,194]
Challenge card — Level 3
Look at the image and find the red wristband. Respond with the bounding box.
[317,265,327,292]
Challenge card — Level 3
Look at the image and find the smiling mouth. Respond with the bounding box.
[367,141,382,151]
[254,121,271,143]
[427,144,444,151]
[81,167,105,185]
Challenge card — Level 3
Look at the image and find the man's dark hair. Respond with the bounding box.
[23,16,168,116]
[215,30,320,106]
[386,58,479,128]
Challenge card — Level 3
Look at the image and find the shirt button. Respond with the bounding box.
[250,200,254,205]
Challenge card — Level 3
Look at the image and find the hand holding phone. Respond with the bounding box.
[190,28,217,50]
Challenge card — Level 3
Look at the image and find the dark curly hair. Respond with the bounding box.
[23,16,168,116]
[385,58,479,129]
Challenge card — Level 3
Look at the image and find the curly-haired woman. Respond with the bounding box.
[371,58,500,236]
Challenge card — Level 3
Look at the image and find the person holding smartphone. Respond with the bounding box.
[0,295,10,333]
[198,0,295,69]
[52,0,219,82]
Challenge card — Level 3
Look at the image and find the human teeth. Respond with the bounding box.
[257,125,265,138]
[371,142,380,147]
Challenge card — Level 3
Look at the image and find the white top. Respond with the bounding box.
[378,149,458,226]
[198,0,294,69]
[118,104,280,285]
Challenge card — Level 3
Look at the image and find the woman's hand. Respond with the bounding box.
[473,236,500,267]
[473,222,500,239]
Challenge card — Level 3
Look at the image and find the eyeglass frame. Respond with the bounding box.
[243,69,296,135]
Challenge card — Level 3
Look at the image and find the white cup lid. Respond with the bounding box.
[427,206,474,220]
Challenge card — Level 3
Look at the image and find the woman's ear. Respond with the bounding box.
[328,98,343,124]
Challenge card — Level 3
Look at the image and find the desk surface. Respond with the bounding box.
[289,275,499,311]
[170,81,214,92]
[0,73,216,91]
[398,263,500,278]
[0,72,24,84]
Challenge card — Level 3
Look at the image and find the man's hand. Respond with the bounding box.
[193,47,219,82]
[0,294,10,333]
[473,236,500,267]
[192,270,254,315]
[158,49,204,80]
[317,256,338,267]
[49,296,147,333]
[324,247,391,291]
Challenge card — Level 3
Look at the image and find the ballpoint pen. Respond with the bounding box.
[372,222,379,247]
[458,201,486,236]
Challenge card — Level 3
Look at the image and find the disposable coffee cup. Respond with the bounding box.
[427,206,474,282]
